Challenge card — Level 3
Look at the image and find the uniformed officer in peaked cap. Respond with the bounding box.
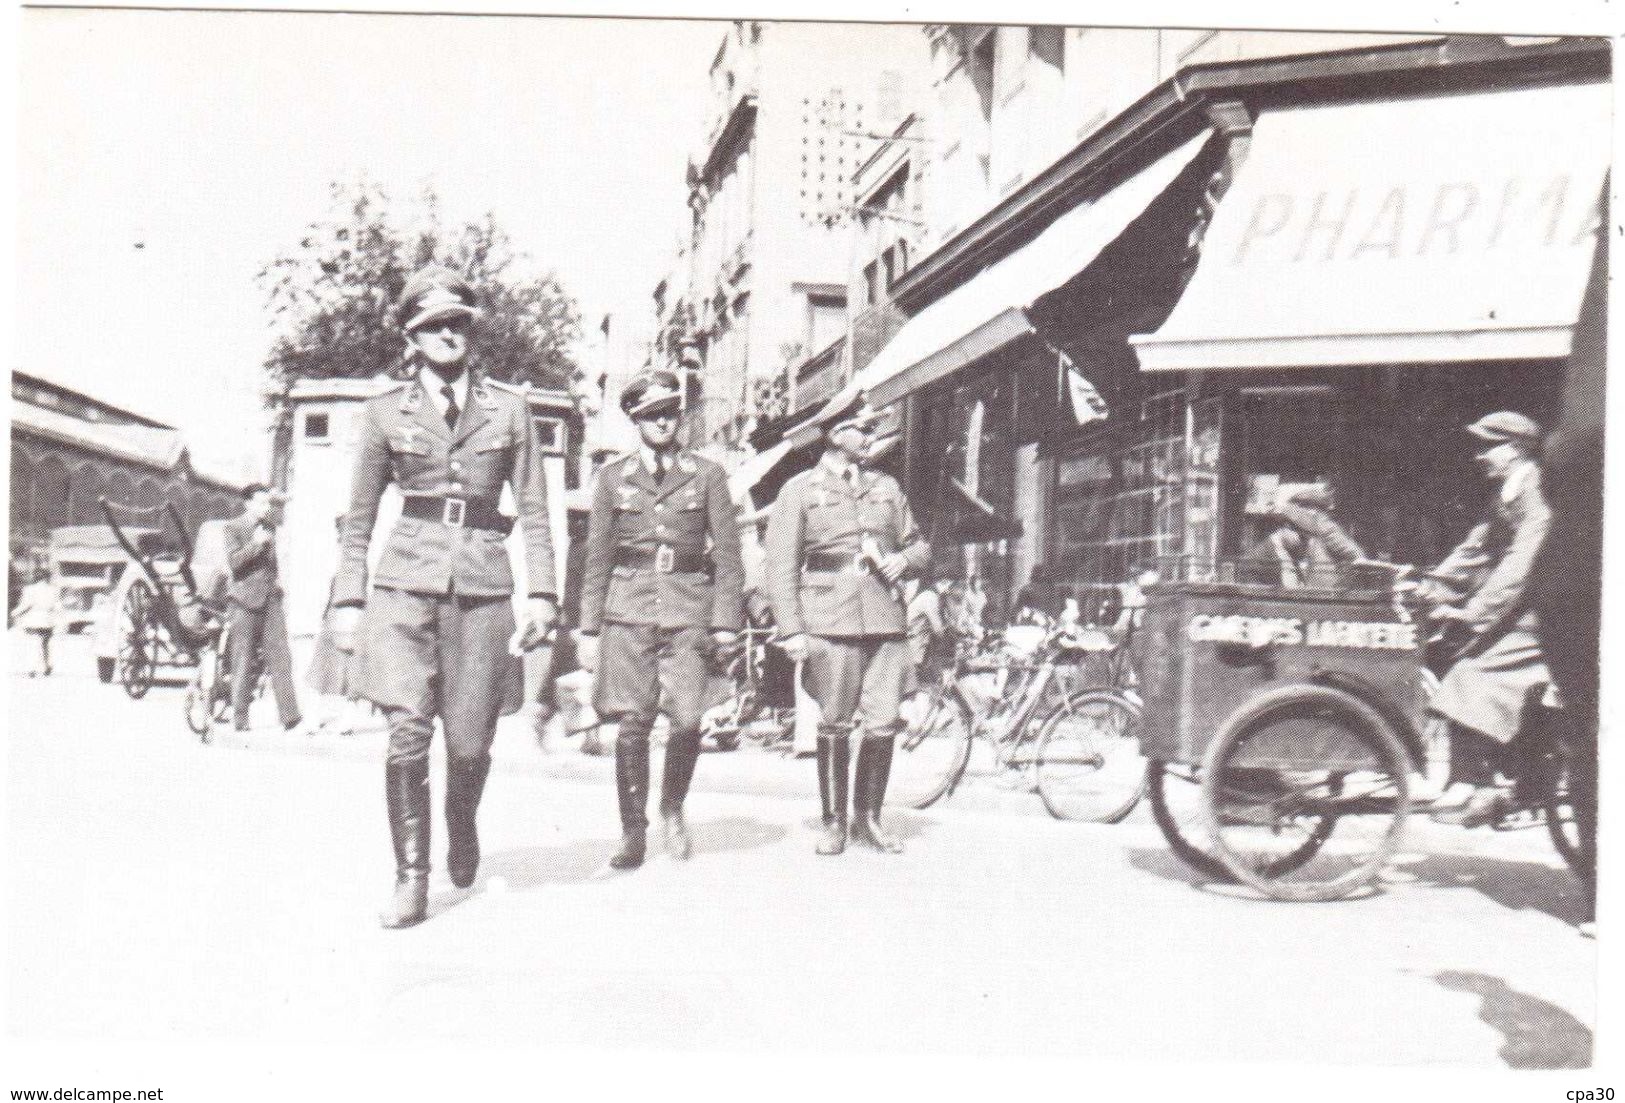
[578,368,745,869]
[331,264,558,928]
[764,387,930,855]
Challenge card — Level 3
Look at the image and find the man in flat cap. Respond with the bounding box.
[223,482,302,732]
[578,369,744,870]
[332,265,558,928]
[1414,411,1552,827]
[765,388,930,855]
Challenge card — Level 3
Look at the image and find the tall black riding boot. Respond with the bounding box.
[659,729,702,860]
[815,731,849,855]
[610,721,651,870]
[445,754,492,889]
[380,759,431,928]
[851,736,905,853]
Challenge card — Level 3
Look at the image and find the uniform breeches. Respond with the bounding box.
[803,635,914,738]
[594,621,712,734]
[353,587,523,765]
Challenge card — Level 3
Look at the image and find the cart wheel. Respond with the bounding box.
[892,686,973,809]
[117,580,155,700]
[1148,761,1233,881]
[1202,683,1410,902]
[1034,689,1148,823]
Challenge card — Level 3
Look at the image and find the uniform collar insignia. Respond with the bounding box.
[398,424,425,447]
[399,383,423,413]
[471,378,499,409]
[677,454,697,475]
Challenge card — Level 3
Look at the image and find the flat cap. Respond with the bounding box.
[397,265,481,332]
[620,369,684,420]
[1467,411,1543,445]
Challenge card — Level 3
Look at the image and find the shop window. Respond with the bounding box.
[531,416,566,456]
[1050,389,1188,607]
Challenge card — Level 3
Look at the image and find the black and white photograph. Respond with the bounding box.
[6,1,1618,1098]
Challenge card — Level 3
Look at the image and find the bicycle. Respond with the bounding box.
[892,623,1148,823]
[700,622,796,753]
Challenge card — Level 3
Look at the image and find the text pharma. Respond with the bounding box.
[1186,614,1419,651]
[1228,175,1602,265]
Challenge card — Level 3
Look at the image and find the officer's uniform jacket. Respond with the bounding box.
[333,374,556,606]
[578,450,745,634]
[764,459,930,639]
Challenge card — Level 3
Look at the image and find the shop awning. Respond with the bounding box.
[1132,82,1610,372]
[728,439,795,501]
[852,128,1215,406]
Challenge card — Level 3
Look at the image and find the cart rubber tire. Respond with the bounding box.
[893,688,973,810]
[1202,683,1410,902]
[1148,761,1234,882]
[1034,689,1147,823]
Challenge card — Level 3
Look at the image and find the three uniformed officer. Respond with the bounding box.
[332,265,558,928]
[765,388,930,855]
[578,370,745,869]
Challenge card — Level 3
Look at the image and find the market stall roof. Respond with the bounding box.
[1131,81,1610,372]
[850,128,1215,407]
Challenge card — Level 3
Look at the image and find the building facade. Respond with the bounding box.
[10,371,243,555]
[830,29,1606,624]
[650,20,931,460]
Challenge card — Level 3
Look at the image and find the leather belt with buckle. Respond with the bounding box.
[401,494,511,533]
[614,544,711,574]
[802,550,872,574]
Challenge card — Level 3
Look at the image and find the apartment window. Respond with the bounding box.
[302,410,331,442]
[806,292,845,353]
[531,416,566,455]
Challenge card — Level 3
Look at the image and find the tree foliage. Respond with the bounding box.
[259,181,581,401]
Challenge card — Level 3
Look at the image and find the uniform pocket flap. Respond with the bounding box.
[475,433,514,453]
[395,519,423,536]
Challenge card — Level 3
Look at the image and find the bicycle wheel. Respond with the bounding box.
[892,688,972,809]
[1544,728,1596,885]
[1034,689,1147,823]
[1148,761,1232,881]
[1202,683,1410,902]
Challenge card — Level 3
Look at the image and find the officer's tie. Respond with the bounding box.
[844,467,861,496]
[440,384,460,432]
[654,454,669,484]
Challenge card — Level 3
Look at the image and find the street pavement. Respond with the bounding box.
[4,633,1598,1068]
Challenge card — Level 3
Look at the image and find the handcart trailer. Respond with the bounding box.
[98,500,246,736]
[1137,563,1430,901]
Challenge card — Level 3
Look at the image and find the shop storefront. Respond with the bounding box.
[1124,78,1608,590]
[856,39,1608,627]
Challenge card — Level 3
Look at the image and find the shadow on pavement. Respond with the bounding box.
[1122,845,1222,889]
[1434,970,1592,1068]
[1400,853,1593,928]
[432,814,793,904]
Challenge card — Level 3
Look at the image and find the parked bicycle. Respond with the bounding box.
[700,621,797,752]
[892,621,1147,823]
